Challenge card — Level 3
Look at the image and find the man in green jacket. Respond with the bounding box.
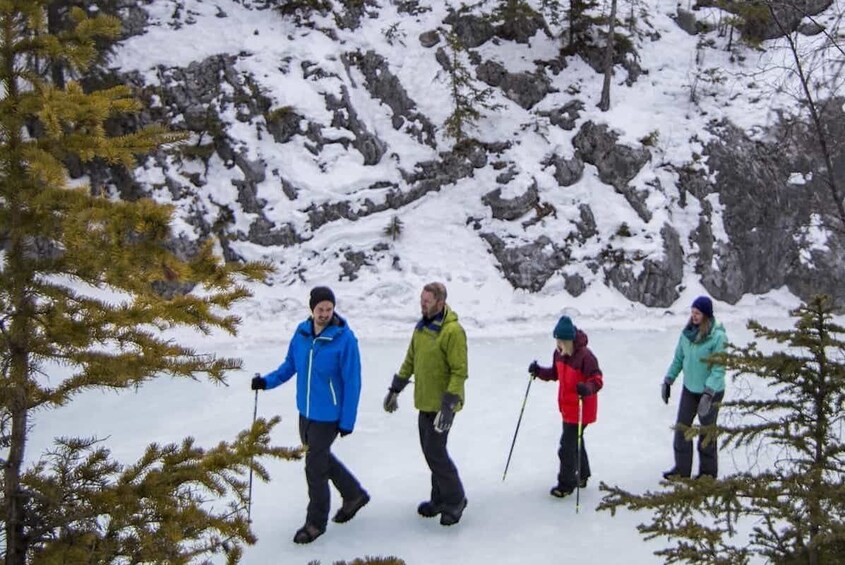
[383,282,468,526]
[661,296,727,479]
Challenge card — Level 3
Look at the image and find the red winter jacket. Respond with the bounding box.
[535,329,603,424]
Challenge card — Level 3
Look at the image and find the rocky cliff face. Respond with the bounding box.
[85,0,843,309]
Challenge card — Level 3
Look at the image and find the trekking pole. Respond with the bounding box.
[575,396,584,514]
[222,379,260,555]
[247,381,259,523]
[502,373,534,481]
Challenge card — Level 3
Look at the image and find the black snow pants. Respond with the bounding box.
[673,386,724,477]
[418,411,465,507]
[298,415,364,528]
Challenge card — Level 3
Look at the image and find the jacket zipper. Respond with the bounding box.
[307,334,334,417]
[307,346,314,419]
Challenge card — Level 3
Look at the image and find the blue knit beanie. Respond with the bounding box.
[691,296,713,318]
[553,316,576,340]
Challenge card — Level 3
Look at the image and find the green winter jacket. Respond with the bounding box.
[396,304,468,413]
[665,320,727,393]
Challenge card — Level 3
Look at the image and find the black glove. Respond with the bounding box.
[384,374,409,413]
[339,428,352,437]
[434,392,461,434]
[528,360,540,377]
[383,389,399,413]
[661,379,671,404]
[251,374,267,391]
[697,391,713,418]
[576,382,593,397]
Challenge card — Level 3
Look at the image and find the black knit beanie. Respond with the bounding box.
[309,286,336,310]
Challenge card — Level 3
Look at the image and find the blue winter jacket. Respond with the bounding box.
[263,314,362,431]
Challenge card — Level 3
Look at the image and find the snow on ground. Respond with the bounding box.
[27,300,806,564]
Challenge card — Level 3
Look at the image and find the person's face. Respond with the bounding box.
[420,290,443,319]
[691,308,704,325]
[556,339,574,356]
[312,301,334,328]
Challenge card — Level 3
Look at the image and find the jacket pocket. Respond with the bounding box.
[328,379,338,406]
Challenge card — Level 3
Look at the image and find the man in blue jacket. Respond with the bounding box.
[252,286,368,544]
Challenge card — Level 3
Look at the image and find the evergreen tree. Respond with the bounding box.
[598,296,845,564]
[0,3,298,563]
[566,0,599,52]
[383,215,404,241]
[597,0,619,111]
[45,0,124,87]
[441,32,500,143]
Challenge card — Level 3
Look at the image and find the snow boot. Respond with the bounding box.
[439,498,467,526]
[662,467,690,480]
[293,523,325,544]
[332,490,370,523]
[550,485,575,498]
[417,500,443,518]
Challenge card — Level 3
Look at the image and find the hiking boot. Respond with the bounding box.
[439,498,467,526]
[417,500,443,518]
[332,490,370,523]
[695,472,717,480]
[550,485,575,498]
[578,477,588,489]
[292,523,325,544]
[662,467,690,480]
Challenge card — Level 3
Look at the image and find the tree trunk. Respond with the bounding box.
[47,1,65,88]
[598,0,618,111]
[1,11,32,565]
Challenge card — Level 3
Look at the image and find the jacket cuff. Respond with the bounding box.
[442,392,461,410]
[390,374,410,393]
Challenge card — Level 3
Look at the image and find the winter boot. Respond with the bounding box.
[550,484,575,498]
[662,467,690,480]
[417,500,443,518]
[332,490,370,524]
[293,523,325,544]
[439,498,467,526]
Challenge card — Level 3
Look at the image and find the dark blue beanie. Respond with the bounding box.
[692,296,713,318]
[553,316,576,340]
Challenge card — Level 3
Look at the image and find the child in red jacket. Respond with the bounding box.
[529,315,604,497]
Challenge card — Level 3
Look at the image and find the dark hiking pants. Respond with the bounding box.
[418,411,465,507]
[673,387,724,477]
[298,415,364,528]
[558,422,590,489]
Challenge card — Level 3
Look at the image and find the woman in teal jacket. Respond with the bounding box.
[661,296,727,479]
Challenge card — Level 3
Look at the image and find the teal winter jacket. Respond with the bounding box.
[665,320,727,393]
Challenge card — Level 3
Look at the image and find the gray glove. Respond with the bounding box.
[661,379,671,404]
[698,390,714,418]
[434,392,461,434]
[383,374,409,413]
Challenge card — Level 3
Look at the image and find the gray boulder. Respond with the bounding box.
[476,60,553,109]
[481,234,568,292]
[572,121,652,221]
[482,181,540,220]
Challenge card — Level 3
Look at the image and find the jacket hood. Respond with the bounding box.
[573,328,589,349]
[683,319,725,344]
[416,304,459,332]
[296,313,349,338]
